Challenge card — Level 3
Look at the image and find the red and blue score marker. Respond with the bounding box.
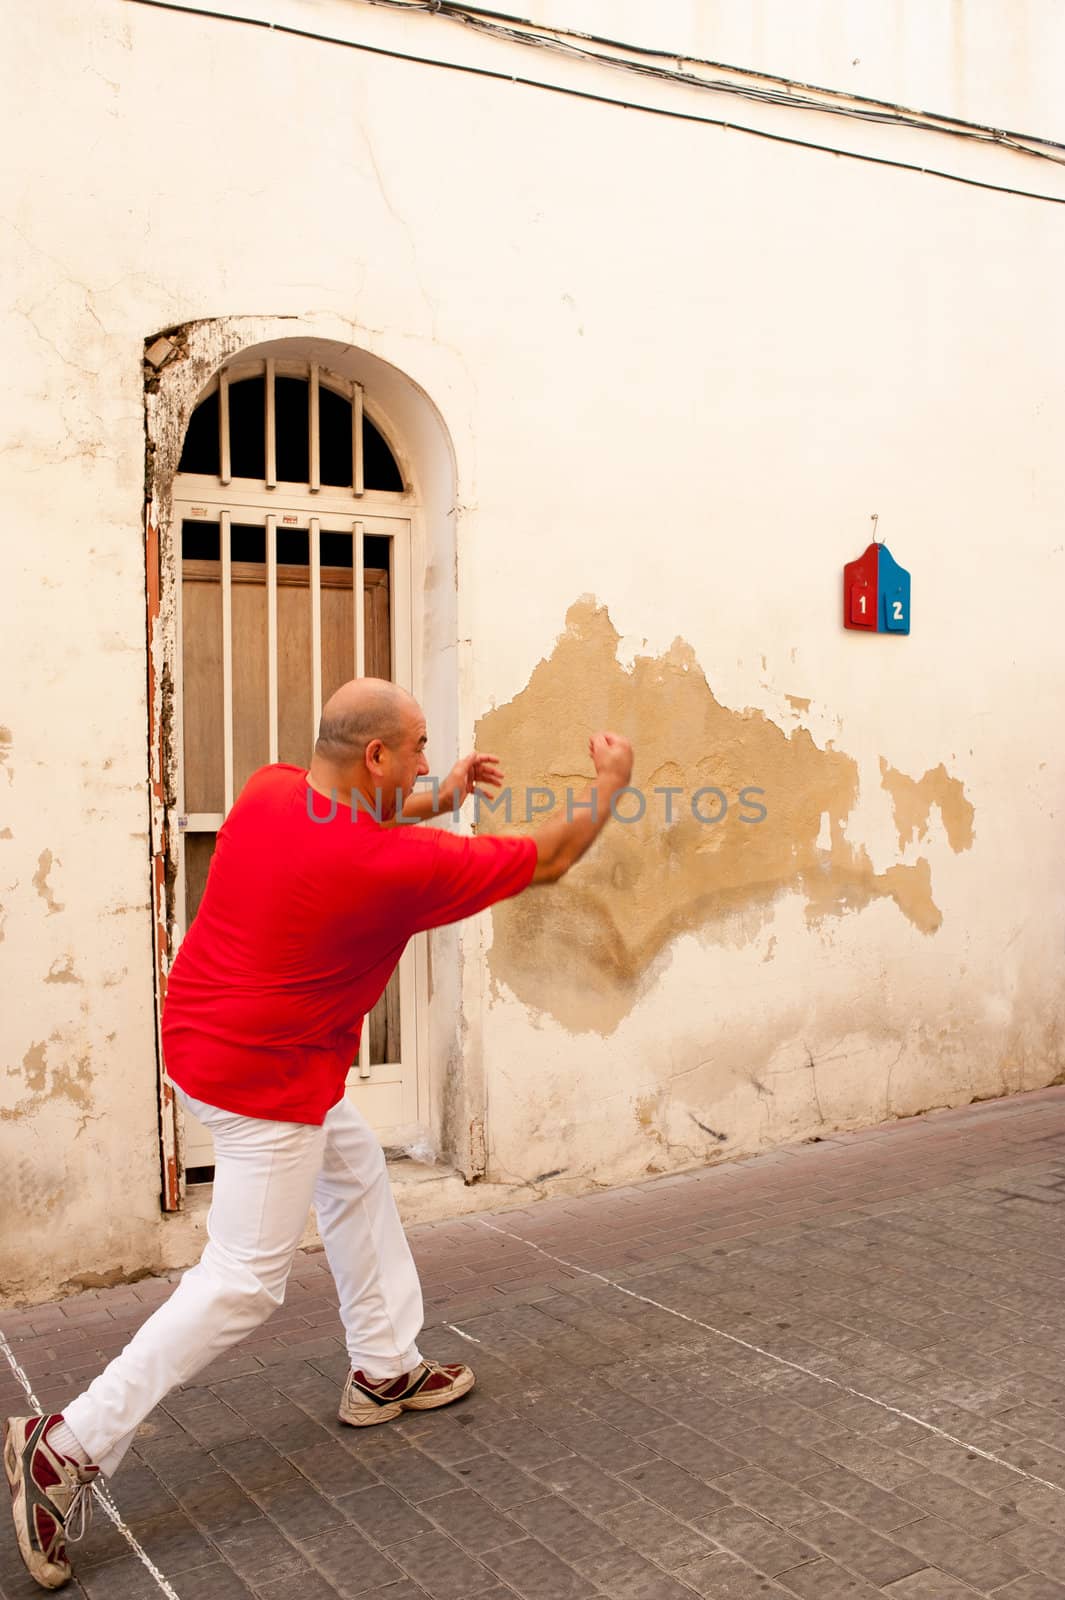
[844,542,911,634]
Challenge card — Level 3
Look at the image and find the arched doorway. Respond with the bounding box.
[168,354,426,1181]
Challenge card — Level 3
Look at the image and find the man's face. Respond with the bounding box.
[378,702,429,817]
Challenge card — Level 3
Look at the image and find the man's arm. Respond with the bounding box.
[530,732,633,885]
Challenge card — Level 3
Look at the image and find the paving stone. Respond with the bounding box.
[470,1417,573,1470]
[994,1578,1065,1600]
[893,1513,1029,1589]
[639,1422,746,1481]
[479,1535,597,1598]
[777,1556,887,1596]
[802,1465,925,1532]
[288,1438,377,1497]
[533,1454,641,1512]
[618,1456,731,1522]
[882,1573,983,1597]
[894,1469,1025,1538]
[801,1509,924,1585]
[370,1445,462,1502]
[698,1504,819,1576]
[675,1549,793,1596]
[6,1087,1065,1600]
[254,1476,347,1539]
[252,1572,342,1600]
[387,1530,498,1598]
[715,1466,828,1529]
[511,1492,621,1561]
[169,1470,263,1530]
[569,1545,697,1599]
[212,1438,301,1493]
[597,1495,716,1567]
[335,1483,437,1545]
[419,1487,526,1554]
[996,1524,1065,1583]
[449,1452,548,1508]
[211,1516,309,1579]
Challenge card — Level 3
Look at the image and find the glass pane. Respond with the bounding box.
[231,523,265,564]
[277,526,309,566]
[179,390,220,476]
[320,530,353,569]
[320,384,354,488]
[275,376,310,484]
[228,376,266,480]
[364,415,403,491]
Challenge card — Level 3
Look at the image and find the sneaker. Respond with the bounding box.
[3,1415,98,1591]
[338,1360,475,1427]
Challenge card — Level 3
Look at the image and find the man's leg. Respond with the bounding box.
[312,1097,473,1426]
[62,1092,327,1476]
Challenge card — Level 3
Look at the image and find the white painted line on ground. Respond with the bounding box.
[476,1218,1065,1499]
[444,1323,482,1343]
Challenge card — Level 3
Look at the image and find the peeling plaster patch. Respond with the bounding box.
[0,828,12,839]
[3,1038,93,1122]
[477,598,948,1034]
[880,759,975,851]
[32,850,63,914]
[785,695,811,713]
[0,726,11,783]
[61,1266,154,1292]
[45,956,79,985]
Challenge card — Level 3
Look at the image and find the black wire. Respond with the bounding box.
[365,0,1065,167]
[124,0,1065,207]
[409,0,1065,159]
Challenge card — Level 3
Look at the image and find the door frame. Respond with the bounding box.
[144,325,458,1210]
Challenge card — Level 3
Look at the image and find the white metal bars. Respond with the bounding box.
[309,363,320,493]
[353,516,370,1078]
[220,509,234,814]
[266,514,279,763]
[310,517,322,742]
[353,380,365,498]
[265,359,277,489]
[218,369,231,486]
[213,512,367,817]
[211,362,366,496]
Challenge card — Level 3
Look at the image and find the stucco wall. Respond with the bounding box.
[2,0,1063,1302]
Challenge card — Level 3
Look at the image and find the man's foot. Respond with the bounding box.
[3,1415,98,1590]
[338,1360,475,1427]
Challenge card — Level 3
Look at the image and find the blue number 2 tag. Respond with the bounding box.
[878,547,911,634]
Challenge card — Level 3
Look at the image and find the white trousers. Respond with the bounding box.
[64,1089,423,1477]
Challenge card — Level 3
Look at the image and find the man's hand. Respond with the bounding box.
[401,752,506,822]
[529,728,635,885]
[440,751,505,812]
[589,731,633,789]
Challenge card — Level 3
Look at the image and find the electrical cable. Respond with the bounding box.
[124,0,1065,207]
[358,0,1065,168]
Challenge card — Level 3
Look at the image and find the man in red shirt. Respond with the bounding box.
[5,676,634,1591]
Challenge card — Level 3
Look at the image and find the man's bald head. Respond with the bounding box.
[315,678,420,766]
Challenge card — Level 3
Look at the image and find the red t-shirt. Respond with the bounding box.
[162,764,536,1123]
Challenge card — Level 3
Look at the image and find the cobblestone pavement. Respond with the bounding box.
[4,1085,1065,1600]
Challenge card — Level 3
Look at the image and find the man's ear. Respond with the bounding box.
[365,738,386,774]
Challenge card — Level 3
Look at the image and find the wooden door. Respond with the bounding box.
[175,513,414,1178]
